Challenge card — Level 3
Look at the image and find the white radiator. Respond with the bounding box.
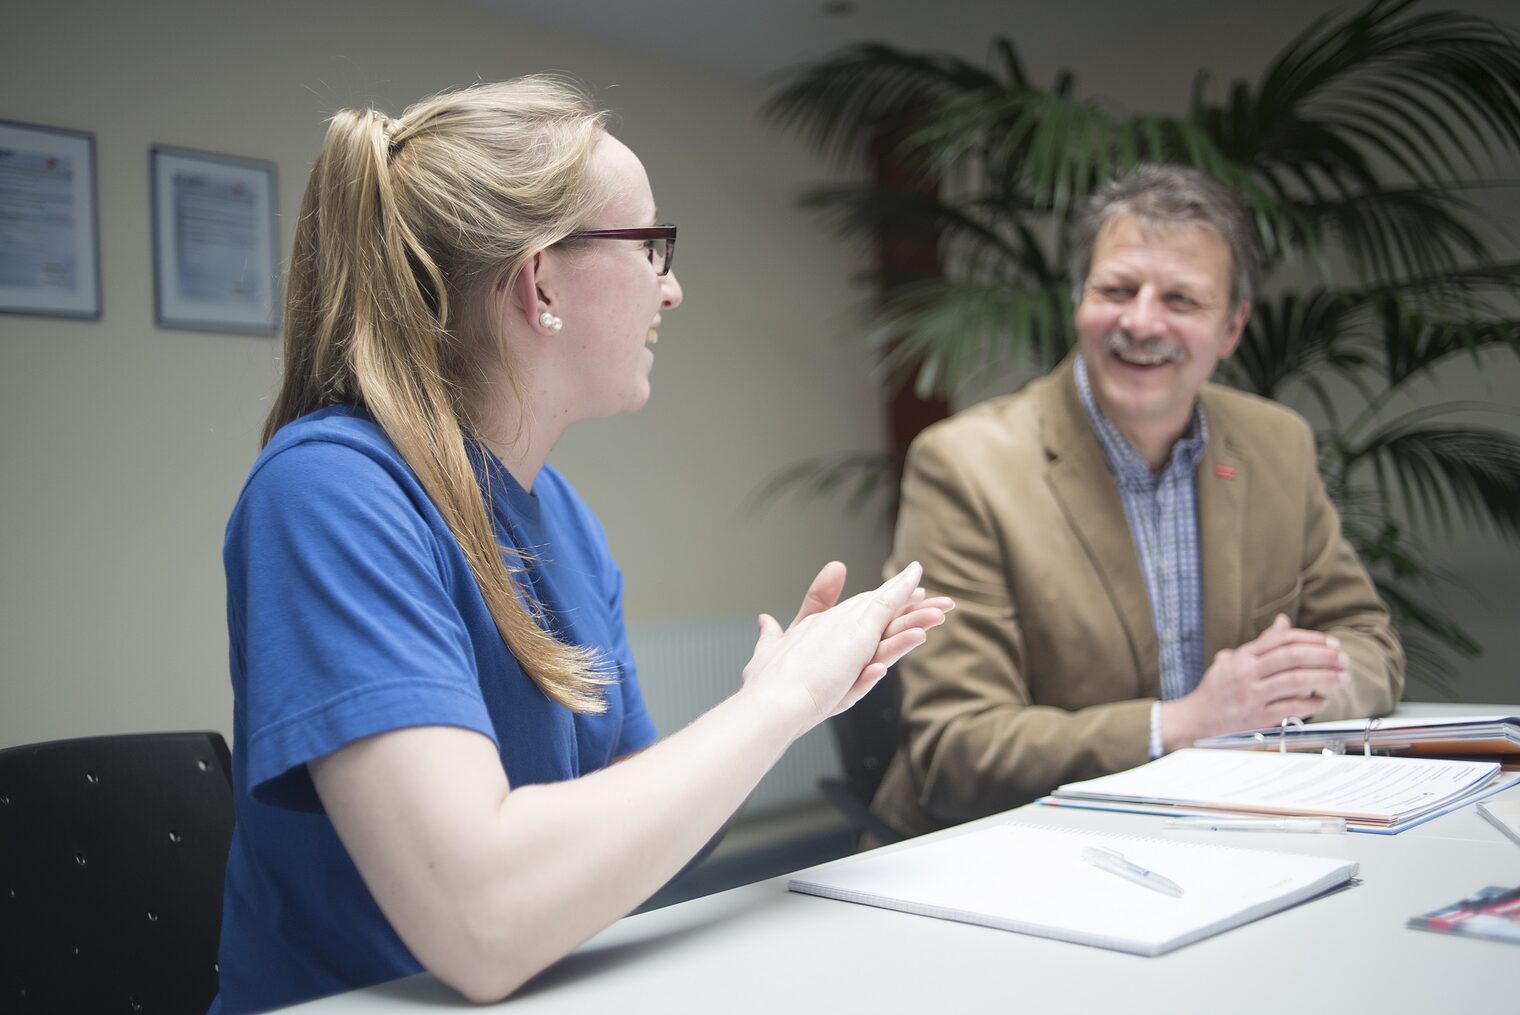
[626,616,842,816]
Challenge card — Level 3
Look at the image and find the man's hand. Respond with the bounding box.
[1160,614,1350,752]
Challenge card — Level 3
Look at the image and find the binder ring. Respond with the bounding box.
[1363,717,1383,757]
[1278,716,1304,754]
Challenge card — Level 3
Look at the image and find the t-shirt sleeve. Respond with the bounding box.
[228,439,496,810]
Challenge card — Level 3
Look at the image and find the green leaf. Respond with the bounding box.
[763,45,1004,167]
[867,280,1073,398]
[1347,422,1520,540]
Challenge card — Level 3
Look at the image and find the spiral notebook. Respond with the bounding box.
[788,823,1357,956]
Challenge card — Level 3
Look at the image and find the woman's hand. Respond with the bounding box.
[742,561,952,737]
[312,560,948,1003]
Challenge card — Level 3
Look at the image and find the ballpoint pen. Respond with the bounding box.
[1163,816,1347,834]
[1081,846,1184,897]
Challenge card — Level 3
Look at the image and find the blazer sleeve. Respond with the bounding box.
[1290,428,1405,719]
[886,426,1153,826]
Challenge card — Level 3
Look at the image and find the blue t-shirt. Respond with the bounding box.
[210,406,657,1014]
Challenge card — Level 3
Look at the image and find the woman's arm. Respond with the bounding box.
[310,562,948,1002]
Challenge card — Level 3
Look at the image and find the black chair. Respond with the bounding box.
[817,668,905,847]
[0,731,235,1014]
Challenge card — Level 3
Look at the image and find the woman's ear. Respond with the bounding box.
[508,250,563,336]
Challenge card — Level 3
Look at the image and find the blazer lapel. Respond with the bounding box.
[1040,358,1158,694]
[1197,386,1246,660]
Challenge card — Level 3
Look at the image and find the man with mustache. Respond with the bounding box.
[870,164,1404,841]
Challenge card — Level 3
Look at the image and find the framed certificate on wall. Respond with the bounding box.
[0,120,102,320]
[150,145,279,335]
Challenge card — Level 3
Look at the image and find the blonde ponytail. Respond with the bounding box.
[267,78,614,712]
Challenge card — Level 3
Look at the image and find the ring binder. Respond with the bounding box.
[1050,749,1511,832]
[1194,713,1520,759]
[1278,716,1304,753]
[1363,717,1382,757]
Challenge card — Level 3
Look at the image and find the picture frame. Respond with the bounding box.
[0,120,102,320]
[150,145,279,335]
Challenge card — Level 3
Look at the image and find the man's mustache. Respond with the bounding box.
[1101,331,1186,364]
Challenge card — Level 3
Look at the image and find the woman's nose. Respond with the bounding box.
[661,270,684,310]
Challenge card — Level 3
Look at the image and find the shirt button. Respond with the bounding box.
[1162,630,1176,644]
[1158,559,1170,575]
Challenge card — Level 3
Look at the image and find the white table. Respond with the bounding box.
[281,706,1520,1013]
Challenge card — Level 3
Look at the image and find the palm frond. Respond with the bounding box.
[1221,289,1367,402]
[1371,260,1520,320]
[1246,0,1520,176]
[1357,293,1520,389]
[899,83,1296,241]
[1345,519,1481,694]
[796,184,1037,283]
[747,450,901,529]
[762,45,1005,167]
[1343,519,1425,580]
[1371,575,1483,698]
[868,280,1072,398]
[1347,423,1520,540]
[1191,0,1520,277]
[1300,184,1493,284]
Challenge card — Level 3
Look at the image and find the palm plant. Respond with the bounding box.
[760,0,1520,694]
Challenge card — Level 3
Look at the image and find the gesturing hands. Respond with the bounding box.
[1161,614,1351,752]
[742,561,953,738]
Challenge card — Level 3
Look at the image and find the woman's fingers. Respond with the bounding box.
[873,561,923,613]
[882,608,948,641]
[789,561,847,628]
[882,597,954,639]
[869,627,929,672]
[747,560,951,726]
[830,662,891,716]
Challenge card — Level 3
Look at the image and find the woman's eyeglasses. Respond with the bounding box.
[563,224,677,276]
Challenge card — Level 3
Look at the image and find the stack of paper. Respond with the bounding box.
[1479,798,1520,848]
[1193,714,1520,757]
[789,823,1357,956]
[1047,748,1507,832]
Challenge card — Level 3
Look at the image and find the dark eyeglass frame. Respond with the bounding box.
[563,224,677,276]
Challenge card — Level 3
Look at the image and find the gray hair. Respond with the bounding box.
[1068,163,1263,312]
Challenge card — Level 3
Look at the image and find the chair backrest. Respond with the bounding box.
[829,667,902,805]
[816,668,905,846]
[0,731,234,1015]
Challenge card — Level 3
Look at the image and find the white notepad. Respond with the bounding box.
[788,823,1357,956]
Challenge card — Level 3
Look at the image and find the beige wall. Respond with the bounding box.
[2,0,1515,754]
[0,0,887,748]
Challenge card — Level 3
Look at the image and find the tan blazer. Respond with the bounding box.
[872,356,1404,839]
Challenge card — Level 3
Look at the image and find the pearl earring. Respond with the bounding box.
[539,310,563,332]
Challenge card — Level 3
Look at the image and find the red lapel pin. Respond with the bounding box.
[1215,465,1237,479]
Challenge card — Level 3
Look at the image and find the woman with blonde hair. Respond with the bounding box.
[211,76,949,1013]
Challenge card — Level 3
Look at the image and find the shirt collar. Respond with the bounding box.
[1074,352,1209,489]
